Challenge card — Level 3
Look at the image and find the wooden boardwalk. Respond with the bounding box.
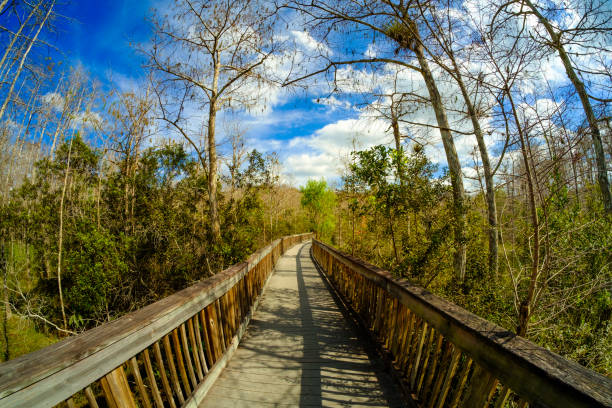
[200,242,405,407]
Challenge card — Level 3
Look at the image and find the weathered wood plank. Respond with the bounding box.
[163,334,185,404]
[447,357,472,408]
[104,365,137,408]
[129,356,152,408]
[190,316,207,378]
[433,346,461,408]
[99,376,117,408]
[84,386,99,408]
[143,348,164,408]
[179,323,198,389]
[184,262,273,408]
[204,303,222,363]
[172,328,192,395]
[0,263,241,406]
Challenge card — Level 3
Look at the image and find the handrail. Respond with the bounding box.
[311,239,612,408]
[0,233,313,408]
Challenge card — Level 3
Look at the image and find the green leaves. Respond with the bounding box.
[343,144,450,278]
[349,144,445,216]
[64,220,126,321]
[300,179,336,241]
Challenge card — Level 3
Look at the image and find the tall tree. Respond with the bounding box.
[287,0,469,279]
[0,0,54,123]
[414,0,502,276]
[147,0,277,243]
[494,0,612,213]
[300,179,336,240]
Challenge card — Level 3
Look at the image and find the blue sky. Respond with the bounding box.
[41,1,469,188]
[39,0,600,190]
[56,1,151,79]
[46,1,367,187]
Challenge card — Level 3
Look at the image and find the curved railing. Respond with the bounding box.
[311,239,612,408]
[0,233,313,408]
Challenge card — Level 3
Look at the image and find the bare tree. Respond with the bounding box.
[146,0,277,243]
[0,0,54,123]
[411,0,505,276]
[0,1,43,83]
[224,121,248,202]
[108,89,154,234]
[493,0,612,212]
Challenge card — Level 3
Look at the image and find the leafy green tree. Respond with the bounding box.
[7,134,103,329]
[64,221,126,325]
[300,180,336,241]
[346,144,449,279]
[348,145,406,264]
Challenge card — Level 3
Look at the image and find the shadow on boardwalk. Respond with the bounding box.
[200,242,406,407]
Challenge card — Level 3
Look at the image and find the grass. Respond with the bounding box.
[0,311,57,362]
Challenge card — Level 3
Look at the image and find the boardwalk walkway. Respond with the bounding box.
[200,242,405,407]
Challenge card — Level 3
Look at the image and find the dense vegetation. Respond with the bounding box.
[0,0,610,379]
[334,145,611,375]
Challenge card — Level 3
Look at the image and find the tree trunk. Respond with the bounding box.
[2,241,8,361]
[414,42,467,280]
[523,0,611,213]
[507,89,539,337]
[1,237,10,361]
[0,0,10,14]
[390,111,408,191]
[450,58,498,276]
[351,208,355,256]
[208,59,221,243]
[391,113,401,152]
[208,102,221,243]
[31,77,62,175]
[57,134,73,332]
[0,2,41,84]
[389,210,401,265]
[96,163,102,230]
[0,1,53,123]
[50,94,73,158]
[4,82,39,196]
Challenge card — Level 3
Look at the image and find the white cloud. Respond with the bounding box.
[540,57,568,84]
[281,115,394,186]
[41,92,64,111]
[313,95,352,111]
[284,152,337,185]
[291,116,389,156]
[3,119,19,132]
[146,1,597,192]
[109,71,140,93]
[291,30,331,55]
[364,43,378,58]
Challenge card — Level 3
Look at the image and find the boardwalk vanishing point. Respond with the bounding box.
[201,242,406,407]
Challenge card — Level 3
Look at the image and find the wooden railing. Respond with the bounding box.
[311,239,612,408]
[0,233,313,408]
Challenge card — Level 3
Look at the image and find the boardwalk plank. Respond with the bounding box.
[199,242,404,408]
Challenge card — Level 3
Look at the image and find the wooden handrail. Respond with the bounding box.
[311,239,612,408]
[0,233,313,408]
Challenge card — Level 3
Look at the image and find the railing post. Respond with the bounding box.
[463,364,498,408]
[100,365,137,408]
